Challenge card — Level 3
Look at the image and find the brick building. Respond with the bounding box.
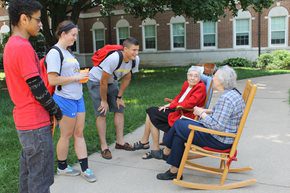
[1,1,290,67]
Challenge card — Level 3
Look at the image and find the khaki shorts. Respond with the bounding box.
[87,80,124,116]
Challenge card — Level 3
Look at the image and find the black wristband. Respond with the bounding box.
[117,95,122,99]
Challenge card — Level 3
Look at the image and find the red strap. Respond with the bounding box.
[202,147,237,167]
[226,150,238,167]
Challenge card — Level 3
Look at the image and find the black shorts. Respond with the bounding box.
[146,106,175,133]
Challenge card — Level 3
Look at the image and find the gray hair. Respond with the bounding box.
[216,65,237,90]
[187,66,202,78]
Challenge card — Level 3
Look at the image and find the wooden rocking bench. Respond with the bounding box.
[173,80,257,190]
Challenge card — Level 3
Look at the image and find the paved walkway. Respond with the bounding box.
[51,74,290,193]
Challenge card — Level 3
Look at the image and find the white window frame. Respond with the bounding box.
[116,19,131,45]
[200,21,217,49]
[141,18,158,51]
[268,6,288,47]
[91,21,106,52]
[169,16,187,50]
[233,10,252,48]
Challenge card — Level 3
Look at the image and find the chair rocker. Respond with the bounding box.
[173,80,257,190]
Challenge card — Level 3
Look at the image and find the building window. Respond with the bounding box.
[268,6,288,47]
[118,27,129,45]
[233,10,251,48]
[271,16,286,44]
[172,23,185,48]
[202,21,216,47]
[144,25,156,49]
[91,21,106,52]
[95,29,105,50]
[116,19,130,45]
[142,18,157,51]
[236,19,250,46]
[170,16,186,50]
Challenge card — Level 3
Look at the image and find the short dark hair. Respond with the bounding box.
[123,37,139,48]
[8,0,43,26]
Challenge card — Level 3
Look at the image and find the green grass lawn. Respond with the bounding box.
[0,66,290,192]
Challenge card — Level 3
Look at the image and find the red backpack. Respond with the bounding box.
[39,46,64,95]
[91,44,136,79]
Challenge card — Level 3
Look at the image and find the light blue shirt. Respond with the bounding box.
[200,89,245,144]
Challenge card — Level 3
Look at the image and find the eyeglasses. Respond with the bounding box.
[30,16,41,23]
[187,73,199,78]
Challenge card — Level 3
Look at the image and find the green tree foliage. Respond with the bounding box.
[103,0,273,21]
[1,0,274,46]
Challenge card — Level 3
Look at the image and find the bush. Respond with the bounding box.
[257,53,273,68]
[257,50,290,70]
[222,57,253,67]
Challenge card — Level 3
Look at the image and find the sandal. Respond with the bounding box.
[142,149,169,160]
[142,149,163,160]
[133,141,150,150]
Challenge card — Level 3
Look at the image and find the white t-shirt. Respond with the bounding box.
[46,44,83,100]
[89,51,140,84]
[178,86,192,103]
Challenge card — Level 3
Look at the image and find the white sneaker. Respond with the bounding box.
[81,168,97,183]
[57,165,80,176]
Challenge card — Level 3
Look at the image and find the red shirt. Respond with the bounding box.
[3,36,50,130]
[168,81,206,127]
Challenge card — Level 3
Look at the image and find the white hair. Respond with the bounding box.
[216,65,237,90]
[187,66,202,78]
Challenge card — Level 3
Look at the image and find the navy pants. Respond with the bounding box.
[164,119,232,168]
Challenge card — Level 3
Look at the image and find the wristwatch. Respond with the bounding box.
[117,95,122,99]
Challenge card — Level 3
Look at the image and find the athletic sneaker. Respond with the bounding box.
[57,165,80,176]
[81,168,97,183]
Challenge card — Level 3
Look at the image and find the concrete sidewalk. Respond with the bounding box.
[51,74,290,193]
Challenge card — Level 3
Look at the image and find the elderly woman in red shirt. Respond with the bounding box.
[133,66,206,159]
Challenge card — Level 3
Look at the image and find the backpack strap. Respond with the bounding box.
[112,50,123,80]
[49,46,64,91]
[50,46,64,75]
[131,59,136,74]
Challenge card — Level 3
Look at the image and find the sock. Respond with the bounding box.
[79,158,88,172]
[58,159,67,170]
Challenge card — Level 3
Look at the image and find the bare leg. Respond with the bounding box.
[74,112,87,159]
[170,166,178,173]
[150,120,160,151]
[114,112,124,145]
[96,116,108,151]
[140,114,151,144]
[57,115,76,160]
[163,146,171,156]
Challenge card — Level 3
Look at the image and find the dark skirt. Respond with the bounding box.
[146,106,175,133]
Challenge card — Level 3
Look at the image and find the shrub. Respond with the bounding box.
[257,53,273,68]
[222,57,253,67]
[257,50,290,70]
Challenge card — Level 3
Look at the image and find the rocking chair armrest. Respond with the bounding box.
[188,124,237,138]
[176,105,194,112]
